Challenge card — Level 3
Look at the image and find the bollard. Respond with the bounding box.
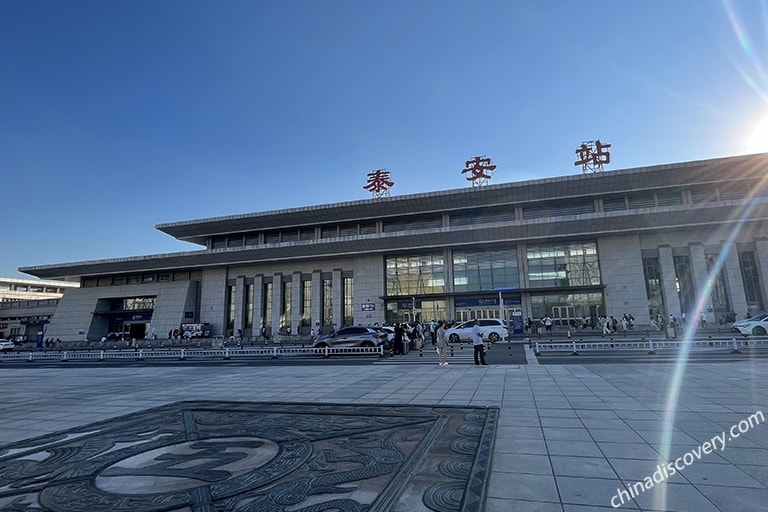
[571,341,578,356]
[534,342,540,356]
[99,350,105,361]
[450,345,455,357]
[137,349,144,361]
[178,348,186,361]
[459,340,463,350]
[567,330,571,339]
[419,346,423,357]
[27,352,34,362]
[731,338,741,354]
[507,341,511,350]
[224,348,230,360]
[647,339,656,355]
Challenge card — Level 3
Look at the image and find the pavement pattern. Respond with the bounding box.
[0,345,766,511]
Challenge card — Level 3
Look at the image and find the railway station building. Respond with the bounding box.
[20,153,768,342]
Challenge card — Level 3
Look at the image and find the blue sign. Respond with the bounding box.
[397,301,422,310]
[455,295,521,308]
[361,303,376,311]
[185,312,194,319]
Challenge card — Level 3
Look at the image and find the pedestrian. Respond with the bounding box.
[471,319,488,366]
[700,312,707,328]
[435,320,449,366]
[393,323,405,355]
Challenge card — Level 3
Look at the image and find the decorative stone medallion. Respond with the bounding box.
[0,401,498,511]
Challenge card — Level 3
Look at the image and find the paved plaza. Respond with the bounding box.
[0,347,766,511]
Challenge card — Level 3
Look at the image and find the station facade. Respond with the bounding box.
[20,153,768,341]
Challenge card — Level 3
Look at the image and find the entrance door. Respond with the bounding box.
[127,323,148,340]
[552,306,575,327]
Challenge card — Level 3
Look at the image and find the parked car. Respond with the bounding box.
[445,319,509,343]
[0,339,15,351]
[312,327,388,348]
[732,314,768,336]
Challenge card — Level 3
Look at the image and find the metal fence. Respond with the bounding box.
[0,345,384,363]
[534,338,768,356]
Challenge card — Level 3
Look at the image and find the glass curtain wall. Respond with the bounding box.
[301,280,311,333]
[673,255,696,315]
[225,285,235,333]
[280,281,292,331]
[452,249,519,292]
[739,251,765,314]
[262,282,272,333]
[321,279,333,331]
[343,277,354,327]
[245,283,254,329]
[526,242,600,288]
[386,254,445,295]
[642,257,665,320]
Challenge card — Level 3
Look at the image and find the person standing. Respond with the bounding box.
[436,320,449,366]
[471,319,488,366]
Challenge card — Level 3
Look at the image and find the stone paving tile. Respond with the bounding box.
[0,359,766,510]
[490,472,561,502]
[629,482,721,511]
[550,455,618,479]
[555,475,637,508]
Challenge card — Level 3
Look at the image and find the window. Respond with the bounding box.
[453,249,519,292]
[245,283,254,329]
[281,281,292,328]
[226,285,236,332]
[322,279,333,327]
[739,251,765,313]
[642,256,665,319]
[343,277,354,327]
[673,255,696,314]
[262,282,273,331]
[527,242,600,288]
[386,254,445,295]
[301,280,311,329]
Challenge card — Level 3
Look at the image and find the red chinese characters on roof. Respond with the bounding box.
[363,169,394,197]
[461,156,496,186]
[575,140,611,173]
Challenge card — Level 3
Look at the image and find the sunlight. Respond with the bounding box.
[746,115,768,153]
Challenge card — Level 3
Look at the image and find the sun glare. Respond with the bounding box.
[746,115,768,154]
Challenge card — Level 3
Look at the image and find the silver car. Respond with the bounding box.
[312,327,388,348]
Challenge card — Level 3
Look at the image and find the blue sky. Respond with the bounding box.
[2,1,768,279]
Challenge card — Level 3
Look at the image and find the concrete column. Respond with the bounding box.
[659,245,680,319]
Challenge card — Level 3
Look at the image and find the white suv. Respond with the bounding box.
[445,319,508,343]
